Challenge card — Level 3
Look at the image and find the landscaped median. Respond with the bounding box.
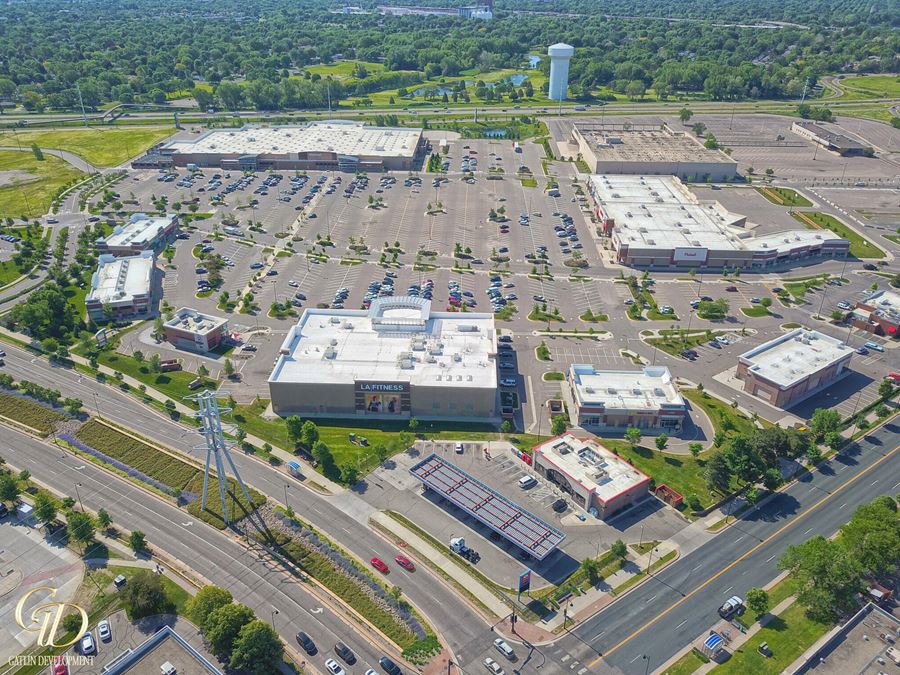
[755,186,812,207]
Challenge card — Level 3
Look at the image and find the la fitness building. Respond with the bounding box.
[532,433,650,520]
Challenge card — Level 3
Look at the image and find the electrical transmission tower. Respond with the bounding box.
[188,389,259,528]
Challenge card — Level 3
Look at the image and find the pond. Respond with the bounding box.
[485,129,508,138]
[412,85,455,97]
[508,73,529,86]
[528,55,542,68]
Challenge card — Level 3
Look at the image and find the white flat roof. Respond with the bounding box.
[164,307,228,335]
[101,213,175,249]
[87,252,154,305]
[570,365,684,410]
[859,290,900,323]
[535,433,649,504]
[165,121,421,159]
[269,297,497,388]
[591,175,845,253]
[739,328,853,389]
[576,123,735,164]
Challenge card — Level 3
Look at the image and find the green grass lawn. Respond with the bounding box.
[614,439,715,509]
[230,399,547,480]
[579,309,609,322]
[839,74,900,98]
[520,176,538,187]
[663,649,709,675]
[0,127,176,167]
[0,150,83,218]
[682,388,758,440]
[109,564,192,617]
[304,60,385,79]
[741,306,771,317]
[792,211,885,259]
[739,577,798,626]
[0,391,66,435]
[0,223,49,284]
[717,601,831,674]
[755,186,812,207]
[95,349,218,402]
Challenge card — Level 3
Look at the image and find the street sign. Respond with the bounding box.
[518,569,532,600]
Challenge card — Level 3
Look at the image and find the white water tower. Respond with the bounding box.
[548,43,574,101]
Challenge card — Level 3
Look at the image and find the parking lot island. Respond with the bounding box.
[268,296,499,420]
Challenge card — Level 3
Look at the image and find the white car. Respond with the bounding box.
[484,657,506,675]
[288,280,299,287]
[494,638,515,660]
[455,442,464,453]
[80,631,96,655]
[97,619,111,642]
[325,659,346,675]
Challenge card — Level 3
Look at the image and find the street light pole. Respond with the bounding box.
[283,484,289,510]
[74,482,84,511]
[271,607,279,629]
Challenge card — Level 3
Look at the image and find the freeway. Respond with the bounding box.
[0,341,490,657]
[553,422,900,674]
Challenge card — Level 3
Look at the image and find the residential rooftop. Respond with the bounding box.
[100,213,176,250]
[738,328,854,389]
[269,297,497,388]
[164,307,228,335]
[87,252,154,305]
[164,121,422,158]
[575,122,733,164]
[534,433,650,504]
[569,365,684,410]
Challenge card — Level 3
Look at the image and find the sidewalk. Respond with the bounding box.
[541,541,678,632]
[369,511,510,618]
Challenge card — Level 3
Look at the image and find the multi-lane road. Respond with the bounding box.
[556,422,900,674]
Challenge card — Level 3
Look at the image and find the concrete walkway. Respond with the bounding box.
[0,145,100,173]
[370,511,510,618]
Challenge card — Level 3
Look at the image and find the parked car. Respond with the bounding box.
[325,658,346,675]
[296,631,317,655]
[334,642,357,665]
[864,341,884,352]
[80,631,96,655]
[379,656,402,675]
[483,657,506,675]
[97,619,111,642]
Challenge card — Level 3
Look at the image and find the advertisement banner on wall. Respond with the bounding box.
[673,247,708,263]
[356,381,409,415]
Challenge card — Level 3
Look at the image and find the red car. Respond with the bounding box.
[370,557,389,574]
[395,554,415,572]
[51,656,69,675]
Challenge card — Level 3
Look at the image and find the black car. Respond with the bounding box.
[498,335,513,343]
[552,499,568,512]
[335,642,356,665]
[863,263,878,271]
[380,656,402,675]
[296,631,317,655]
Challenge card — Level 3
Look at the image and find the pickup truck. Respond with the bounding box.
[718,595,744,618]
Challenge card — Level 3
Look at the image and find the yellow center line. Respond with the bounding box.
[591,441,900,666]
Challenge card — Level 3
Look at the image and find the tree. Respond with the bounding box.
[223,358,235,378]
[831,309,845,322]
[148,353,161,373]
[0,474,21,503]
[67,511,95,548]
[97,508,112,531]
[841,497,900,575]
[779,536,864,622]
[408,417,419,432]
[32,490,57,526]
[764,168,774,176]
[878,378,895,400]
[824,432,844,453]
[500,419,512,433]
[625,427,642,448]
[340,465,358,485]
[581,556,601,583]
[551,415,568,435]
[679,108,694,123]
[300,420,319,448]
[312,440,334,469]
[625,80,645,100]
[285,416,304,446]
[197,363,209,378]
[129,530,147,554]
[229,619,284,674]
[31,143,44,161]
[187,585,234,631]
[611,539,627,560]
[655,434,669,451]
[810,408,841,440]
[706,450,732,494]
[760,297,772,308]
[206,602,255,655]
[374,444,389,465]
[688,442,703,459]
[745,588,769,617]
[122,570,167,619]
[9,284,81,341]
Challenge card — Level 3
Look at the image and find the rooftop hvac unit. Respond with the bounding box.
[248,137,256,142]
[453,353,462,362]
[426,355,437,363]
[654,388,665,396]
[607,387,617,394]
[638,227,648,233]
[324,347,336,359]
[633,388,642,395]
[341,321,354,329]
[330,317,341,324]
[330,338,338,346]
[626,212,633,218]
[656,197,664,203]
[585,386,595,394]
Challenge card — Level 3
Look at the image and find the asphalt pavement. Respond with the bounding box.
[555,422,900,674]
